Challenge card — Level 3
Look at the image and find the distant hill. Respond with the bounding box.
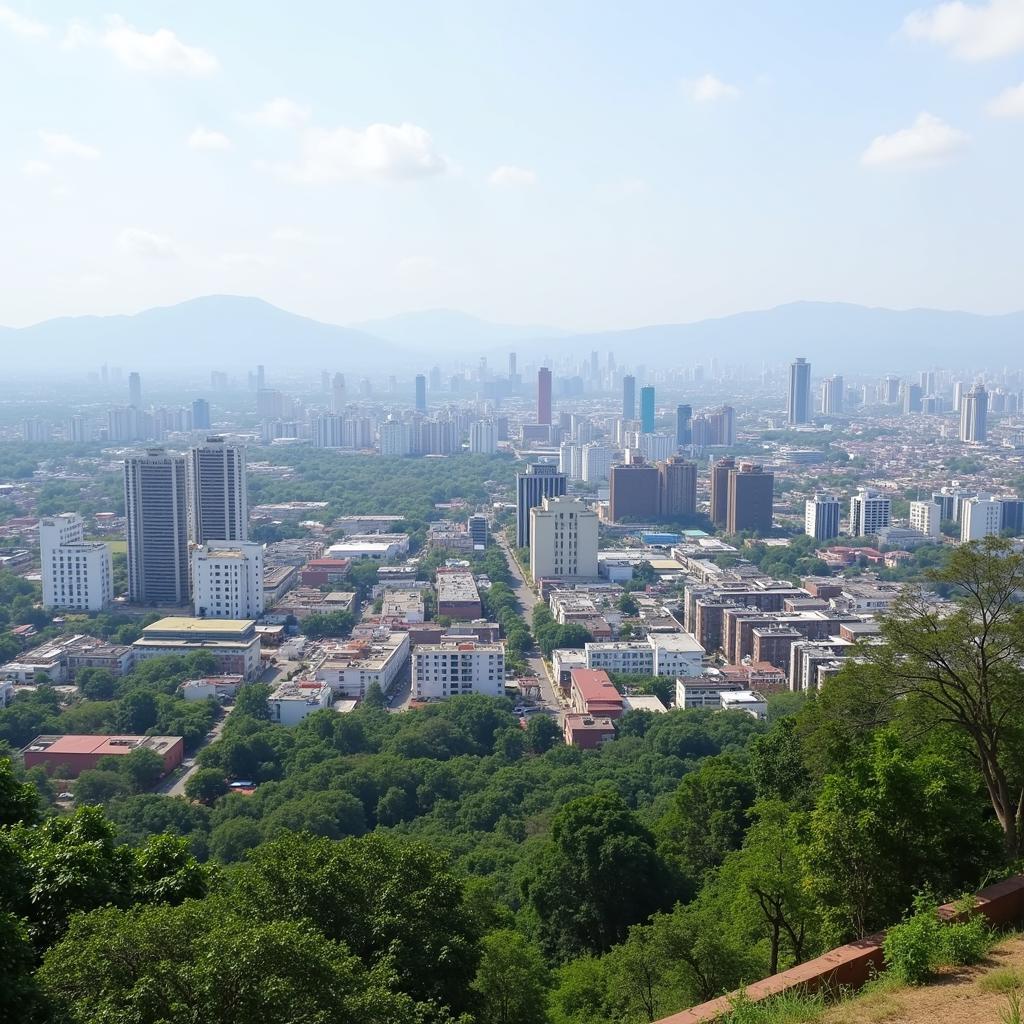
[521,302,1024,372]
[349,308,572,352]
[3,297,1022,373]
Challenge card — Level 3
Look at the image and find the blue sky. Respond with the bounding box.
[1,0,1023,329]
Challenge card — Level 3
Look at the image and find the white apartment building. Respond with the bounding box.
[909,500,942,539]
[469,420,498,454]
[530,495,599,580]
[559,442,583,480]
[39,513,113,612]
[380,420,411,456]
[313,631,410,699]
[585,632,704,678]
[412,641,505,699]
[961,495,1002,542]
[675,677,746,709]
[849,488,891,537]
[268,680,333,725]
[581,443,613,484]
[191,542,264,619]
[187,437,248,545]
[804,494,841,540]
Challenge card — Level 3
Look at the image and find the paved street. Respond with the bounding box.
[158,710,230,797]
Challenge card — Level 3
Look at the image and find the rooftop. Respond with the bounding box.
[143,616,256,635]
[22,733,181,756]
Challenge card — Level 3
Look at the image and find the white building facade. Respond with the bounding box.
[849,488,891,537]
[191,542,265,619]
[909,500,942,539]
[412,641,506,699]
[529,495,599,580]
[39,513,113,612]
[961,495,1002,542]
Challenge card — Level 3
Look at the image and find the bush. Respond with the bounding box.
[883,904,944,985]
[941,914,991,967]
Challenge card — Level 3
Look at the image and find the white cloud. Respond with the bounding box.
[903,0,1024,60]
[243,97,311,129]
[22,159,52,177]
[280,122,447,183]
[98,16,219,75]
[117,227,178,259]
[38,130,99,160]
[688,73,740,102]
[861,112,968,167]
[271,226,321,244]
[488,165,538,187]
[219,252,269,268]
[0,4,48,37]
[987,81,1024,116]
[188,126,232,151]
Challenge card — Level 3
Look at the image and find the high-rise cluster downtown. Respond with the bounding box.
[124,436,253,612]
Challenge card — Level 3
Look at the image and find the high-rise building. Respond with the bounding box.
[469,420,498,454]
[658,456,697,518]
[849,488,891,538]
[622,375,636,421]
[998,497,1024,536]
[39,513,113,612]
[313,413,344,448]
[909,501,942,539]
[414,374,427,414]
[559,442,584,480]
[901,383,923,414]
[581,443,612,484]
[883,375,901,405]
[804,494,841,540]
[508,352,517,380]
[820,376,844,416]
[953,380,965,414]
[468,514,489,546]
[516,461,566,547]
[124,448,190,605]
[609,456,659,522]
[726,461,774,534]
[191,399,211,430]
[675,404,692,446]
[187,437,248,545]
[710,457,735,529]
[788,357,811,425]
[537,368,552,425]
[128,371,142,407]
[380,420,411,456]
[529,495,599,580]
[331,373,346,413]
[640,385,655,433]
[191,542,264,619]
[961,495,1001,542]
[960,383,988,443]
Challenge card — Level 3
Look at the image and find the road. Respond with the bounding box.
[159,710,230,797]
[495,531,564,718]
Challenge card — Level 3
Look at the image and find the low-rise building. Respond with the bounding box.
[312,631,410,699]
[269,588,358,622]
[381,590,425,623]
[268,679,333,725]
[622,694,668,714]
[180,675,245,701]
[720,689,768,720]
[300,558,352,588]
[326,534,410,561]
[435,569,483,620]
[584,632,704,678]
[22,733,183,776]
[412,641,505,699]
[563,713,616,748]
[132,617,262,680]
[675,675,746,709]
[569,668,624,719]
[263,564,299,604]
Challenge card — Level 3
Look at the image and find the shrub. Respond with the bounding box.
[941,914,991,967]
[883,905,944,985]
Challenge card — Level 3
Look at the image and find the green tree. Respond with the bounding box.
[185,767,229,805]
[233,683,272,721]
[76,667,117,701]
[0,911,44,1023]
[0,756,41,826]
[471,928,549,1024]
[118,747,165,792]
[524,714,561,754]
[363,680,387,708]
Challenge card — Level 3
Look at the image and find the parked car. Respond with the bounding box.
[57,791,74,801]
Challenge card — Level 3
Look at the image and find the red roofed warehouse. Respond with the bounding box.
[21,734,184,777]
[569,668,624,719]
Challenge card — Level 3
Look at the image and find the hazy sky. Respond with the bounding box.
[2,1,1023,330]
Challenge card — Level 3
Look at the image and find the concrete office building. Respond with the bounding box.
[622,374,636,421]
[658,456,697,518]
[133,617,262,679]
[849,488,891,538]
[676,404,692,446]
[726,461,774,534]
[313,414,345,448]
[909,500,942,540]
[609,455,659,522]
[187,437,247,545]
[191,399,211,430]
[581,443,612,484]
[960,383,988,443]
[415,374,427,414]
[469,419,498,454]
[710,457,735,529]
[124,449,190,605]
[379,420,411,456]
[537,367,552,425]
[413,641,505,699]
[788,357,811,425]
[516,461,567,548]
[961,495,1002,542]
[805,493,841,540]
[467,514,489,546]
[640,385,656,433]
[191,541,264,619]
[128,371,142,407]
[529,495,599,580]
[39,513,113,612]
[821,375,843,416]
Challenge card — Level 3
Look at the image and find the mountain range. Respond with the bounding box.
[2,295,1022,373]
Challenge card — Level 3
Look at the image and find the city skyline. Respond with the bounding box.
[3,1,1024,332]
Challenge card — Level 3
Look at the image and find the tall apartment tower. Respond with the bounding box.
[39,513,113,612]
[581,443,612,484]
[128,372,142,407]
[529,495,599,580]
[961,495,1001,542]
[608,456,660,523]
[710,457,735,529]
[191,399,211,430]
[622,375,636,421]
[516,461,566,548]
[909,500,942,539]
[124,449,190,605]
[191,541,264,619]
[788,357,811,425]
[726,461,774,534]
[331,373,346,413]
[675,404,693,446]
[508,352,517,380]
[415,374,427,414]
[640,385,656,433]
[820,376,843,416]
[960,383,988,443]
[537,368,553,425]
[804,494,841,540]
[658,456,697,518]
[849,488,891,538]
[187,437,248,545]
